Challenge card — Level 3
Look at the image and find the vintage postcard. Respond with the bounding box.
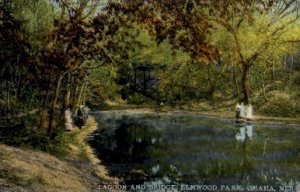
[0,0,299,191]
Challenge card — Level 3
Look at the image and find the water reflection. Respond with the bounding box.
[235,124,255,141]
[89,115,164,184]
[233,122,299,188]
[236,123,255,185]
[89,112,300,190]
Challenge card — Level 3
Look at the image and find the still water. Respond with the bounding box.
[89,111,300,191]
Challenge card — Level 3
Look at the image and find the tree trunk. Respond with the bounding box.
[75,82,86,109]
[208,84,216,100]
[61,79,71,126]
[291,54,294,73]
[6,80,10,114]
[39,85,51,130]
[241,64,250,105]
[4,79,12,122]
[261,72,268,102]
[207,65,216,100]
[63,75,71,110]
[81,85,88,106]
[71,85,78,111]
[48,74,63,137]
[64,88,71,109]
[272,57,275,80]
[232,66,240,98]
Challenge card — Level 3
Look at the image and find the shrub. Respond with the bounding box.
[128,93,152,105]
[0,119,73,158]
[258,97,297,117]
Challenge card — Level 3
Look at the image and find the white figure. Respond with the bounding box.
[136,138,142,143]
[65,108,74,131]
[235,103,241,118]
[235,133,246,141]
[236,126,246,141]
[151,138,157,144]
[246,104,253,120]
[240,102,246,118]
[151,164,160,175]
[246,125,253,139]
[235,124,254,141]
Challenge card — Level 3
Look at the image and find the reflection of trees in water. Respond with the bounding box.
[90,116,163,184]
[112,119,158,163]
[113,116,162,163]
[237,124,299,187]
[195,123,297,186]
[165,123,292,185]
[90,114,300,187]
[237,125,289,187]
[190,125,254,184]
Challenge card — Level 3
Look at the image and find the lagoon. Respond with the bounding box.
[89,111,300,191]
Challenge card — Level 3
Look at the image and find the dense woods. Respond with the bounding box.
[1,0,300,150]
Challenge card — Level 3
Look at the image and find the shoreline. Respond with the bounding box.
[0,116,120,192]
[67,116,120,185]
[94,107,300,126]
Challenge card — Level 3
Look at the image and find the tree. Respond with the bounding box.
[0,0,143,137]
[208,0,300,104]
[40,0,136,135]
[0,2,32,119]
[109,0,300,104]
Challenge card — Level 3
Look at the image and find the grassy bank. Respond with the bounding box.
[0,116,118,192]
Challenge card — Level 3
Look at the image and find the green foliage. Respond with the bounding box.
[10,0,55,39]
[127,93,153,105]
[293,72,300,85]
[45,131,74,158]
[85,64,118,109]
[258,96,298,117]
[0,117,72,158]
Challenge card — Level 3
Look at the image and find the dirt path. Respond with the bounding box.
[0,116,118,192]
